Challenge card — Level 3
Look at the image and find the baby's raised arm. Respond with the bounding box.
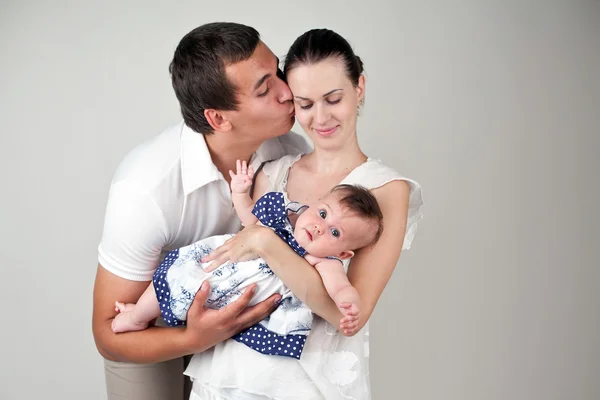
[230,160,259,226]
[304,254,361,336]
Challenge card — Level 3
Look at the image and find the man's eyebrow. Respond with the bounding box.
[294,89,343,100]
[253,56,280,92]
[253,74,271,91]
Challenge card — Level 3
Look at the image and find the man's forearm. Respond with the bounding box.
[95,322,194,363]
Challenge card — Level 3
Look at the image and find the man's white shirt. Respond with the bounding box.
[98,121,310,281]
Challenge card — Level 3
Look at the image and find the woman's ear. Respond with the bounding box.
[356,74,366,105]
[205,109,232,133]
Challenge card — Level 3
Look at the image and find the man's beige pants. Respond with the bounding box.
[104,355,192,400]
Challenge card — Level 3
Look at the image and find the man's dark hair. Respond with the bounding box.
[169,22,260,134]
[330,184,384,246]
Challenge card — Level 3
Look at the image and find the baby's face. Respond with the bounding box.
[293,192,375,259]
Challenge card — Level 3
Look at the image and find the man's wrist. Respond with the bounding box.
[177,326,200,355]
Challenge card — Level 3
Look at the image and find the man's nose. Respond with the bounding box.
[277,78,293,103]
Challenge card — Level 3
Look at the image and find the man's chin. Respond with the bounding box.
[282,116,295,134]
[264,118,295,140]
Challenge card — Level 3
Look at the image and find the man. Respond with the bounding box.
[92,22,310,400]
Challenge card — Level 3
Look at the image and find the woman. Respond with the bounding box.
[185,28,424,400]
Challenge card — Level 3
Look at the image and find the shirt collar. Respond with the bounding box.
[180,123,222,195]
[180,123,287,196]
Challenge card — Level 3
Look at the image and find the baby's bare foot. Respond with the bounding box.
[114,301,136,313]
[112,311,149,333]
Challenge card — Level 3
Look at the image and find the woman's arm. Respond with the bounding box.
[204,170,344,328]
[204,226,344,328]
[201,175,412,333]
[246,169,344,326]
[261,179,410,333]
[346,180,410,331]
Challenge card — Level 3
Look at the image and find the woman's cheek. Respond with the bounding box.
[295,110,311,128]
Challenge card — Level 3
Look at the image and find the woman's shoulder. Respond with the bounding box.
[263,153,303,173]
[258,153,304,193]
[343,158,420,191]
[349,158,424,250]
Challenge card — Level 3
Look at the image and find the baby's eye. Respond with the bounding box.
[319,209,327,219]
[331,228,340,238]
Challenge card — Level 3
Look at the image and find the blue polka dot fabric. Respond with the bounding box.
[153,248,187,327]
[233,192,310,359]
[251,192,307,257]
[233,324,307,360]
[153,192,312,359]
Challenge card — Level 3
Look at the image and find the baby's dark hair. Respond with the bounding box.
[330,184,384,246]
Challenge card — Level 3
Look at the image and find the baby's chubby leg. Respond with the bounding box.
[112,283,161,333]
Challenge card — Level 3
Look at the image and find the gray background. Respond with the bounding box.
[1,1,599,399]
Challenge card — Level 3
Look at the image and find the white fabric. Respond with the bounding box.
[186,154,424,400]
[163,233,312,339]
[97,121,310,281]
[191,383,272,400]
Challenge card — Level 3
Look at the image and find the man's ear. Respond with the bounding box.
[337,250,355,260]
[205,109,232,133]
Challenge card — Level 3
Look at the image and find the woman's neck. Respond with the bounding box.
[302,139,367,175]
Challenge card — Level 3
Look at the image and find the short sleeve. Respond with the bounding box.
[340,160,424,251]
[251,192,287,226]
[97,183,168,281]
[401,178,424,250]
[262,154,302,193]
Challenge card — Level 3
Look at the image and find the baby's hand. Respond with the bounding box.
[339,302,361,336]
[229,160,255,194]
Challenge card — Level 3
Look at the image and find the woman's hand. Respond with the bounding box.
[202,225,272,272]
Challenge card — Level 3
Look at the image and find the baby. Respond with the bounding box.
[111,160,383,357]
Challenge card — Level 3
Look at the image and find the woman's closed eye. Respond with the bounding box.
[298,101,313,110]
[297,98,342,110]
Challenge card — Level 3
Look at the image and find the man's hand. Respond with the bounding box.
[182,280,280,352]
[93,264,279,363]
[229,159,254,194]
